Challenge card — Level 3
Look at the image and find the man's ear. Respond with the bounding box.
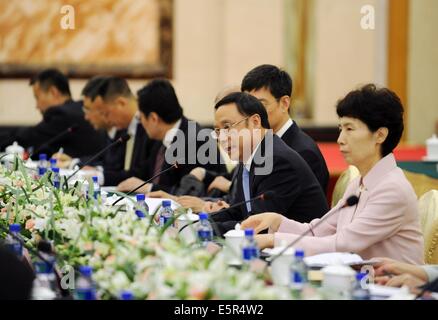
[149,111,160,123]
[376,127,389,144]
[115,96,128,109]
[279,95,290,113]
[48,85,60,98]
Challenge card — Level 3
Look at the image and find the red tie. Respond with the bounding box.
[152,145,166,184]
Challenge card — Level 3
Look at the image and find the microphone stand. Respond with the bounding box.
[30,125,78,158]
[65,134,130,182]
[178,192,271,236]
[111,163,179,206]
[268,195,360,266]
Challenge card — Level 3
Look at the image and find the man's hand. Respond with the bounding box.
[177,196,206,213]
[207,176,232,193]
[52,152,72,169]
[189,167,206,182]
[148,190,177,202]
[240,212,283,234]
[254,234,275,249]
[117,177,151,193]
[204,200,230,213]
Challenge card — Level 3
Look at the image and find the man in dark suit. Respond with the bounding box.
[117,79,227,194]
[210,92,328,235]
[74,76,154,186]
[193,65,329,206]
[241,64,329,193]
[0,69,106,158]
[54,76,112,168]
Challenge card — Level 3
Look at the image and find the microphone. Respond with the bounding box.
[178,191,275,234]
[65,133,130,182]
[209,191,274,217]
[268,195,360,264]
[416,277,438,298]
[111,162,179,206]
[30,125,78,158]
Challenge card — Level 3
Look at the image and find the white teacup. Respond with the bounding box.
[223,228,245,265]
[269,246,295,286]
[322,264,356,298]
[176,213,199,244]
[426,134,438,160]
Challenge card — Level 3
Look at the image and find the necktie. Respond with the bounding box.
[242,166,251,213]
[123,134,135,171]
[152,144,166,185]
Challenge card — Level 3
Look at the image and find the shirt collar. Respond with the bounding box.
[127,112,139,137]
[107,127,117,140]
[163,118,182,149]
[243,135,266,172]
[361,153,397,190]
[275,118,294,138]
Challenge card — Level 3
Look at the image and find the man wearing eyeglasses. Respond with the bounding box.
[57,76,155,186]
[210,92,328,236]
[53,76,127,177]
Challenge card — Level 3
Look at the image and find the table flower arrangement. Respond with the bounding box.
[0,158,292,300]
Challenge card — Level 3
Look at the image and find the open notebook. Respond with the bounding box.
[303,252,378,268]
[262,250,377,268]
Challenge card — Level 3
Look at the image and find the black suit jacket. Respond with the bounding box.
[211,133,329,235]
[281,122,329,193]
[0,99,106,159]
[203,122,329,197]
[135,116,227,193]
[103,124,157,186]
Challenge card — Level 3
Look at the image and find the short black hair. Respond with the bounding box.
[214,92,270,129]
[336,84,404,157]
[0,245,35,300]
[95,76,133,102]
[241,64,292,99]
[29,68,71,96]
[137,79,183,124]
[81,76,109,101]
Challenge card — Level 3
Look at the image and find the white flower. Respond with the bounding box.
[110,271,130,292]
[56,219,82,239]
[34,218,48,231]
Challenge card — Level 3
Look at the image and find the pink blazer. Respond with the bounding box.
[274,154,424,264]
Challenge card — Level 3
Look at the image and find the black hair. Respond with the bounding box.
[0,245,35,300]
[214,92,270,129]
[29,68,71,96]
[336,84,404,157]
[241,64,292,99]
[137,79,183,124]
[81,76,109,101]
[95,76,133,102]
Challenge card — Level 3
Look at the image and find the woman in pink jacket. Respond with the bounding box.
[241,84,424,264]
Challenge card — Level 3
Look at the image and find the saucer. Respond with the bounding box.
[422,155,438,162]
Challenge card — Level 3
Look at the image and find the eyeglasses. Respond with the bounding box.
[82,106,92,113]
[211,116,249,140]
